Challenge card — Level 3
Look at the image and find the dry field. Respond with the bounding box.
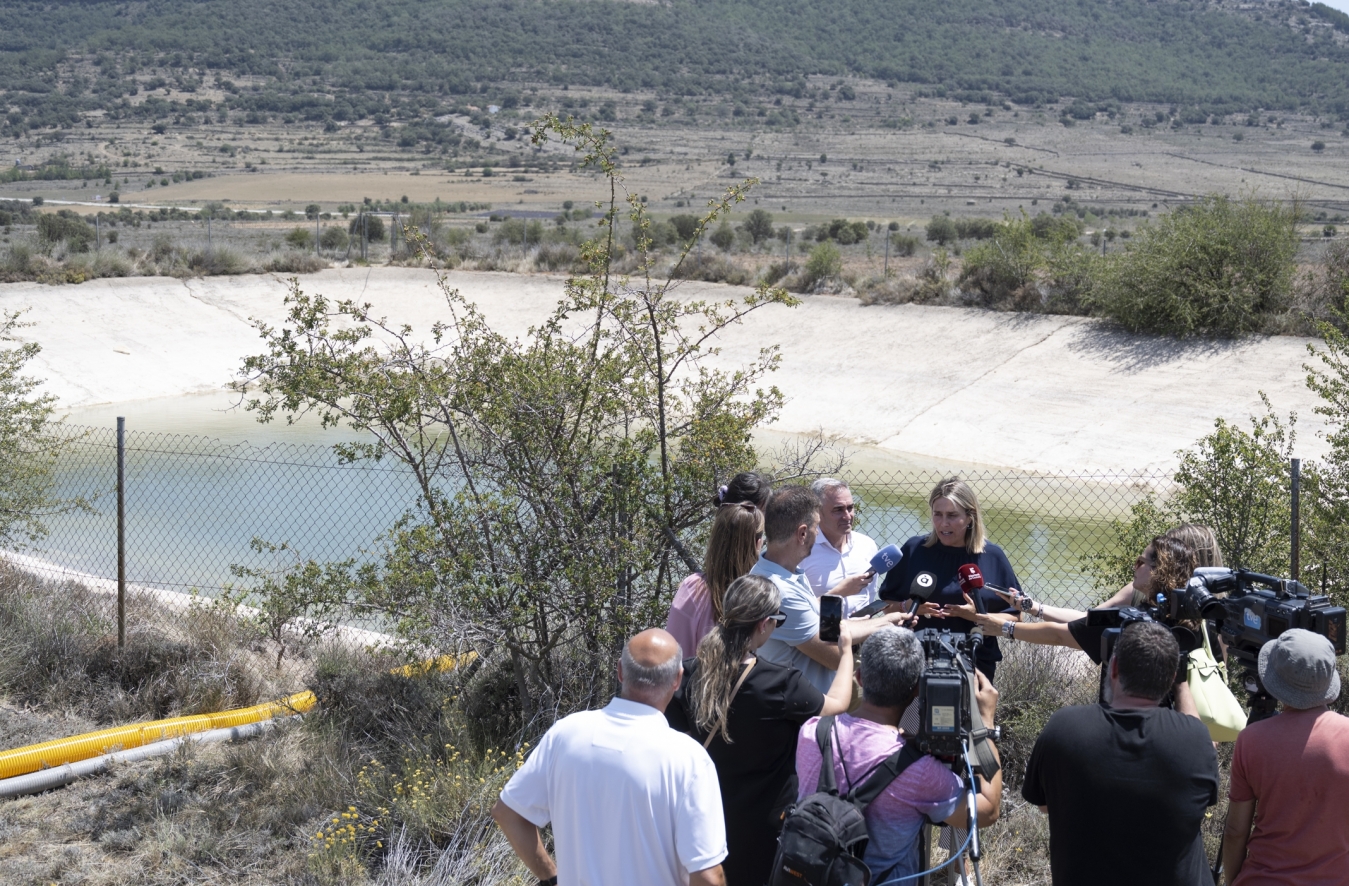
[3,77,1348,231]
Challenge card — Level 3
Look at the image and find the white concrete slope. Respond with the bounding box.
[0,267,1328,473]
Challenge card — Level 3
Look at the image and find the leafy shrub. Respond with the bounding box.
[954,218,998,240]
[803,241,842,285]
[1094,195,1298,337]
[347,213,387,243]
[285,227,314,250]
[669,251,752,285]
[37,211,95,253]
[815,218,870,245]
[190,246,252,275]
[890,233,920,256]
[319,226,349,251]
[710,220,736,250]
[668,213,699,242]
[925,215,957,245]
[958,212,1098,312]
[533,242,583,272]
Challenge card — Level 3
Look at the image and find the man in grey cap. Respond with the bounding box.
[1222,629,1349,885]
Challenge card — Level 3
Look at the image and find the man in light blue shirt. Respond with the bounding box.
[752,485,906,694]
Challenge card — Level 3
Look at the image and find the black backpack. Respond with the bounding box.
[768,716,925,886]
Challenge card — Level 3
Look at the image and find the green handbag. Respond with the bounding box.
[1187,626,1247,742]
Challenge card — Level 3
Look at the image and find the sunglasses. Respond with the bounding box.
[766,612,787,626]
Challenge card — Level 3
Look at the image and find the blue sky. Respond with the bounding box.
[1320,0,1349,14]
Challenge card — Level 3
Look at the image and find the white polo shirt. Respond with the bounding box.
[499,697,727,886]
[799,530,879,617]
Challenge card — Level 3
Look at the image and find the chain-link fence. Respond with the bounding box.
[3,422,1173,653]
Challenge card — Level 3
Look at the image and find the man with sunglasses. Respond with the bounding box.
[753,485,909,694]
[801,478,881,617]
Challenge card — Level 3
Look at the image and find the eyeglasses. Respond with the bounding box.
[766,612,787,626]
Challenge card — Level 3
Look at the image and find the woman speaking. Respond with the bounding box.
[878,477,1021,680]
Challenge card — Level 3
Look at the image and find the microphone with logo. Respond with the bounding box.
[849,545,905,617]
[957,563,992,657]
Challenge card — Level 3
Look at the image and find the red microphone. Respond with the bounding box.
[957,563,985,596]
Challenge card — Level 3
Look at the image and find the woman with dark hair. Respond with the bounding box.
[877,476,1022,680]
[666,574,857,886]
[982,535,1198,659]
[717,470,772,511]
[1011,523,1223,623]
[666,502,764,656]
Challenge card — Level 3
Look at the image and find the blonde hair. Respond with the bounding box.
[689,575,781,743]
[703,502,764,620]
[1165,524,1223,568]
[923,477,986,554]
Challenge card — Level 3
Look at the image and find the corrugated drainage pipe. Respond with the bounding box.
[0,691,317,780]
[0,716,299,799]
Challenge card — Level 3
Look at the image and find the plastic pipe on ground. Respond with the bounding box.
[0,691,316,780]
[0,716,298,799]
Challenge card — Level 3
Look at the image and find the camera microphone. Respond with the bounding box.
[870,544,902,574]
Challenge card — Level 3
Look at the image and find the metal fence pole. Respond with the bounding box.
[117,416,126,647]
[1291,457,1301,581]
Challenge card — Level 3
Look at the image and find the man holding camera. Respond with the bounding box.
[492,629,728,886]
[1022,620,1217,886]
[1221,629,1349,884]
[794,627,1002,884]
[754,485,907,694]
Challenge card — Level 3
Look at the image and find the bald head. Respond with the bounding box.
[618,629,684,709]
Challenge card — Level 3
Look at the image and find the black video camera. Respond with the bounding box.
[1184,567,1347,720]
[914,628,999,777]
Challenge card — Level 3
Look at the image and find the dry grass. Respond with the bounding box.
[0,565,529,885]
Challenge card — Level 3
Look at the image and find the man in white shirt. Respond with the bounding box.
[754,484,906,695]
[492,629,728,886]
[800,478,879,617]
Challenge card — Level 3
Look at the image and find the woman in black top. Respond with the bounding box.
[666,574,858,886]
[877,476,1021,680]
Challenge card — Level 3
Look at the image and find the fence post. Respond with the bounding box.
[117,416,126,648]
[1291,458,1301,581]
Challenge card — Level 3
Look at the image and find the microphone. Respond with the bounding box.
[958,563,990,655]
[869,544,902,574]
[909,571,938,603]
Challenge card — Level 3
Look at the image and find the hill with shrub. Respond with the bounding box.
[3,0,1349,138]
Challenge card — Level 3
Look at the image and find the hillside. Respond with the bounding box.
[3,0,1349,143]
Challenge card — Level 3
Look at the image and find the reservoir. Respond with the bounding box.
[30,394,1164,615]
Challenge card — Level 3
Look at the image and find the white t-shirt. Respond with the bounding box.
[499,697,728,886]
[800,530,879,617]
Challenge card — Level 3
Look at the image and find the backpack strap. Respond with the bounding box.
[846,741,926,811]
[814,715,839,794]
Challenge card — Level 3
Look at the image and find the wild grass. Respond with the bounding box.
[0,565,529,885]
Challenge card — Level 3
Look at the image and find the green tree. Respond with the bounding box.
[284,227,313,250]
[1084,398,1297,594]
[804,241,842,284]
[710,219,736,250]
[0,312,70,547]
[1094,194,1299,337]
[236,117,801,718]
[926,215,957,246]
[742,208,775,244]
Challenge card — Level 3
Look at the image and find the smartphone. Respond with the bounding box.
[819,596,843,642]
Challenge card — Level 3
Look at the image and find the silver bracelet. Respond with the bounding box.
[1034,601,1045,619]
[1001,620,1016,640]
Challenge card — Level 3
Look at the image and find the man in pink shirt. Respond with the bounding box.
[1222,629,1349,885]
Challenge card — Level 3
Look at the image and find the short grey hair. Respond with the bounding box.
[859,627,924,708]
[620,640,683,691]
[811,477,850,498]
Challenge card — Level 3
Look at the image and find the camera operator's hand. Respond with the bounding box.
[974,670,999,731]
